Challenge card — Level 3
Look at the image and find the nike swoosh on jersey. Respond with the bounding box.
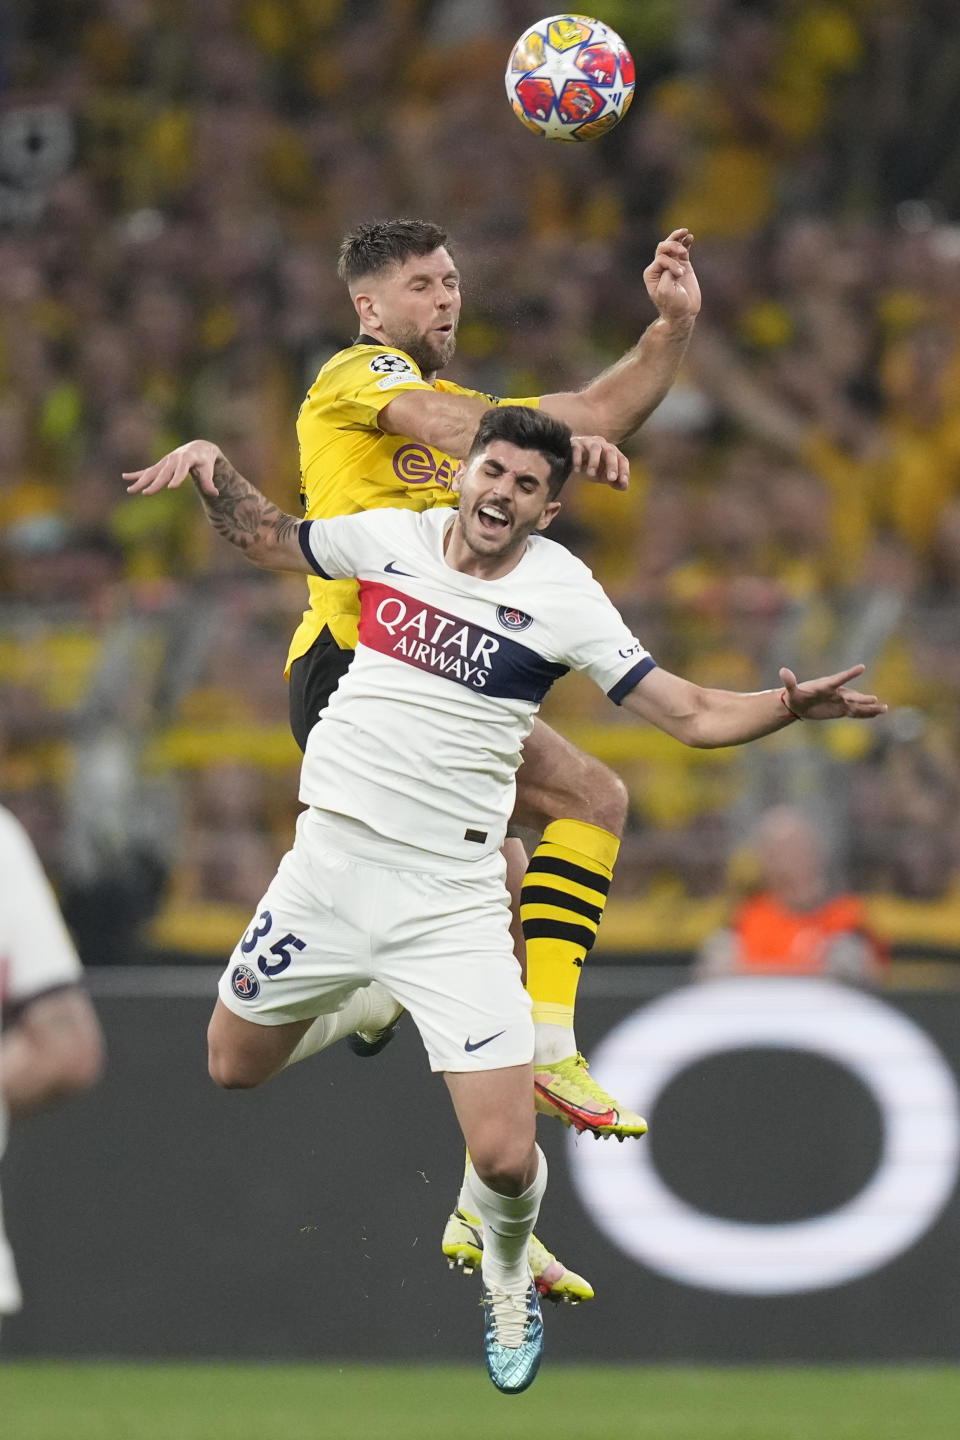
[464,1030,506,1053]
[383,560,415,576]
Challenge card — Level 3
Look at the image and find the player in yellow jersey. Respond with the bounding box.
[286,218,700,1299]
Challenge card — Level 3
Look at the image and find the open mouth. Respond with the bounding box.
[477,504,510,534]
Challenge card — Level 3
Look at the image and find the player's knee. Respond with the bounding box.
[553,760,628,835]
[589,764,629,834]
[207,1046,262,1090]
[470,1136,537,1195]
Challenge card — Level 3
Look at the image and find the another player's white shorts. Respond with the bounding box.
[217,808,533,1073]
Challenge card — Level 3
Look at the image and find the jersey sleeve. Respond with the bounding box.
[437,380,541,411]
[557,566,656,704]
[297,509,393,580]
[0,809,82,1013]
[325,346,434,430]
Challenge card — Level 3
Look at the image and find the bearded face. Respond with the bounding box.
[353,247,462,379]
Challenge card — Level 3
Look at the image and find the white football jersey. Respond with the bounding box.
[297,507,655,860]
[0,806,84,1313]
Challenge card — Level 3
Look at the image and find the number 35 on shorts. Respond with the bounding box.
[240,909,306,977]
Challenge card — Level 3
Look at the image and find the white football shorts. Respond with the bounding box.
[217,808,533,1073]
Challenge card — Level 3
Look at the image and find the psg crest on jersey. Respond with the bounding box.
[496,604,533,633]
[231,963,261,1000]
[369,353,414,375]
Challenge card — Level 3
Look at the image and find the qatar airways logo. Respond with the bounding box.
[358,581,500,690]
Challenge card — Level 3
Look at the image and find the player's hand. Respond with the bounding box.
[571,435,630,490]
[124,439,223,497]
[644,229,701,325]
[779,665,887,721]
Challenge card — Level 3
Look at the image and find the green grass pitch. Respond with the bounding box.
[2,1363,959,1440]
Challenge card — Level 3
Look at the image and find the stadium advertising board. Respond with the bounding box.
[4,974,960,1361]
[569,977,960,1295]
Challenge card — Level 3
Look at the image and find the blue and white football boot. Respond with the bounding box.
[480,1275,544,1394]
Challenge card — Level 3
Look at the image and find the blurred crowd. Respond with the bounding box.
[3,0,960,965]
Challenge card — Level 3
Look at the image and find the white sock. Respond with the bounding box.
[463,1146,547,1290]
[281,982,402,1070]
[533,1022,577,1066]
[455,1150,475,1216]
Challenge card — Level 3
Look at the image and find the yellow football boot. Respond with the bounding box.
[442,1208,594,1304]
[534,1053,648,1139]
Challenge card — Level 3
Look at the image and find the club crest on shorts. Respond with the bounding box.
[496,604,533,633]
[231,963,261,1000]
[369,352,414,375]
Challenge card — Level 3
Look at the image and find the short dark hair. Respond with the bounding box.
[337,218,451,286]
[467,407,573,499]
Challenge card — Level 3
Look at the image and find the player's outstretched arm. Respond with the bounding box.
[381,389,630,487]
[380,388,490,459]
[619,663,886,749]
[124,441,312,572]
[540,229,701,443]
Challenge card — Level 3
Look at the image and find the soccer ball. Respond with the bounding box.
[505,14,635,142]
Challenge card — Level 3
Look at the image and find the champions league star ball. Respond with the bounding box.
[505,14,635,142]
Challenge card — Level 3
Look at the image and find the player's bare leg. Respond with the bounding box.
[444,832,595,1304]
[207,1001,311,1087]
[512,719,647,1141]
[207,985,403,1088]
[445,1063,546,1393]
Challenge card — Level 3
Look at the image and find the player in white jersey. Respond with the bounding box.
[0,806,105,1334]
[126,407,886,1391]
[292,511,656,861]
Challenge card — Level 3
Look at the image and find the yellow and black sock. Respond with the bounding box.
[521,818,620,1032]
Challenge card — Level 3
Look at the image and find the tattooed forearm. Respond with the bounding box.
[197,456,301,561]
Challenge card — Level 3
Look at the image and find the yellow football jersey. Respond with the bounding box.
[285,338,539,668]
